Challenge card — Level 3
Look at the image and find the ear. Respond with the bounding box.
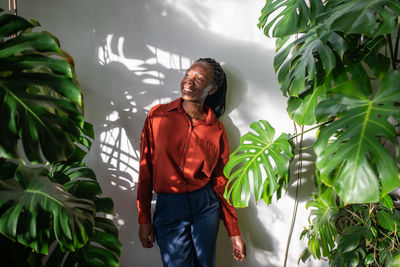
[208,85,217,95]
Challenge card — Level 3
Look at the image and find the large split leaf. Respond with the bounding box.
[224,120,293,207]
[0,165,95,254]
[314,71,400,204]
[45,217,121,267]
[258,0,327,38]
[0,12,84,163]
[277,30,341,97]
[320,0,400,36]
[258,0,314,38]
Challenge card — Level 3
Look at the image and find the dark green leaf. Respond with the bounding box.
[364,53,390,80]
[95,198,114,213]
[381,194,394,211]
[0,13,33,39]
[321,0,400,36]
[365,253,374,265]
[337,226,371,254]
[258,0,311,38]
[0,32,62,58]
[287,80,327,125]
[45,217,121,267]
[315,71,400,203]
[0,11,86,164]
[306,188,338,258]
[0,165,95,254]
[276,30,337,97]
[377,210,396,232]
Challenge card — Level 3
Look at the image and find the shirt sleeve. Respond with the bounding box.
[211,128,241,237]
[137,115,154,224]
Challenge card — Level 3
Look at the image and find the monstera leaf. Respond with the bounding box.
[303,188,338,259]
[314,71,400,204]
[224,120,293,207]
[44,217,121,267]
[320,0,400,36]
[0,165,95,254]
[0,11,120,266]
[45,161,121,266]
[286,74,330,125]
[258,0,325,38]
[0,12,83,163]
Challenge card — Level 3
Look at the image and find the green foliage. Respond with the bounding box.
[0,11,120,266]
[224,120,293,207]
[301,188,338,259]
[225,0,400,266]
[315,71,400,204]
[0,165,95,254]
[0,13,83,163]
[301,196,400,266]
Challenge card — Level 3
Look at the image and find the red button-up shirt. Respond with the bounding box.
[137,98,240,236]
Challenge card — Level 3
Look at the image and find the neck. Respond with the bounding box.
[182,100,206,122]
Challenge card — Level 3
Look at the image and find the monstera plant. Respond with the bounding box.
[224,0,400,266]
[0,11,121,266]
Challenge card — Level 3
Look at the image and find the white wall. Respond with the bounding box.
[14,0,328,266]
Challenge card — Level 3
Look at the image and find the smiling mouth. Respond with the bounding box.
[183,88,193,93]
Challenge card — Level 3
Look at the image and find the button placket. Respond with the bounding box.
[178,123,193,183]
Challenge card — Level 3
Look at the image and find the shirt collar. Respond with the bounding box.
[165,98,218,125]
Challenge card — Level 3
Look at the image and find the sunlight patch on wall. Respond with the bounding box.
[98,34,191,86]
[97,33,192,72]
[143,97,173,111]
[146,45,191,71]
[98,34,146,71]
[165,0,207,30]
[100,124,139,190]
[166,0,276,49]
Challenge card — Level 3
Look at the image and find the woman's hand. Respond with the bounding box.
[139,223,155,248]
[230,235,246,261]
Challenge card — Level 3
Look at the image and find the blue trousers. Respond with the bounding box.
[153,183,221,267]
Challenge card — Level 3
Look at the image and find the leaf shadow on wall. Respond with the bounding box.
[287,138,318,202]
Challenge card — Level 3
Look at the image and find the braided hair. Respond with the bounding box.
[195,58,227,118]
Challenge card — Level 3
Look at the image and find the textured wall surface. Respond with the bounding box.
[13,0,328,266]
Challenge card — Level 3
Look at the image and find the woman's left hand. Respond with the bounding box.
[230,235,246,261]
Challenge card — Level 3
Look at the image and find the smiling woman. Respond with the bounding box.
[181,62,217,108]
[137,58,246,266]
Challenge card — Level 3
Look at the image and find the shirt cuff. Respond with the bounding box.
[225,222,241,237]
[138,215,151,224]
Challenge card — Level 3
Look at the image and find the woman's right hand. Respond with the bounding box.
[230,235,247,261]
[139,223,155,248]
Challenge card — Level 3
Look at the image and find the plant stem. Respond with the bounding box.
[289,120,332,140]
[283,123,304,267]
[394,23,400,70]
[386,34,396,70]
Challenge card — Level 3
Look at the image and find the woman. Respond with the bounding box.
[137,58,246,266]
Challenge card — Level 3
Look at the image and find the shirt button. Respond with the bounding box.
[183,146,188,150]
[179,166,183,169]
[180,182,185,186]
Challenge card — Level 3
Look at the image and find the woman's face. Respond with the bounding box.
[180,62,216,104]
